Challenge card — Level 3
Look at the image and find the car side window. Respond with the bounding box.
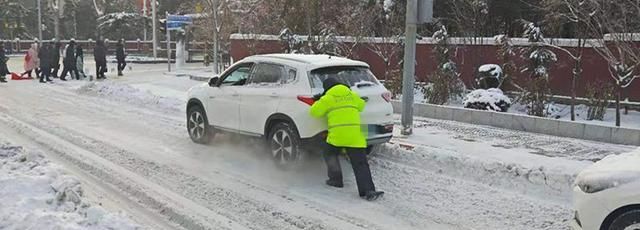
[248,63,285,85]
[220,64,253,86]
[285,69,297,83]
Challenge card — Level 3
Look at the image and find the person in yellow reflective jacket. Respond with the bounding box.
[310,77,384,201]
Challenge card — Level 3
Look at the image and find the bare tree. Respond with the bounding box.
[559,0,640,126]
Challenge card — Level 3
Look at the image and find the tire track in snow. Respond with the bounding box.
[0,84,384,230]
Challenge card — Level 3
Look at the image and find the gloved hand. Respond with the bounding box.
[313,93,323,101]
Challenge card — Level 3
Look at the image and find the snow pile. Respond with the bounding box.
[77,81,183,112]
[575,148,640,193]
[379,143,582,201]
[478,64,503,78]
[463,88,511,112]
[0,144,141,230]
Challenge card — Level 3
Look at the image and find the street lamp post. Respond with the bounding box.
[152,0,158,58]
[38,0,42,43]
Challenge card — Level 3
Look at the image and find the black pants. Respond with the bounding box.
[117,59,126,73]
[60,64,79,80]
[96,62,106,79]
[324,144,376,196]
[51,63,60,78]
[40,67,51,82]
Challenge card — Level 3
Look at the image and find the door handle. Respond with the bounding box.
[231,93,239,97]
[209,96,215,99]
[270,93,279,98]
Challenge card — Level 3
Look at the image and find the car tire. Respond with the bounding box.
[267,122,304,170]
[187,106,213,144]
[606,209,640,230]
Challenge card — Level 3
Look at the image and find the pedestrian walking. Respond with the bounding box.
[76,44,87,79]
[50,40,62,78]
[21,43,40,79]
[310,78,385,201]
[0,43,9,83]
[94,40,107,80]
[116,39,127,76]
[60,40,79,81]
[38,42,52,83]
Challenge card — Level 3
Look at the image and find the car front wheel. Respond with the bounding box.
[268,122,304,169]
[187,106,213,144]
[607,208,640,230]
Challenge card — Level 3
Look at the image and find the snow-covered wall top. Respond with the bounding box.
[230,33,630,48]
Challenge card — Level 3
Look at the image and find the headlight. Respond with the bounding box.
[576,171,640,193]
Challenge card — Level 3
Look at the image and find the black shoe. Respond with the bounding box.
[46,78,53,82]
[361,191,384,201]
[325,180,344,188]
[39,80,46,83]
[60,78,67,81]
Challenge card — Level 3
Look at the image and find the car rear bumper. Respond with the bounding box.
[367,134,393,145]
[301,124,393,153]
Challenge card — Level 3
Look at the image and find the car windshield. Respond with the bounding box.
[309,66,379,93]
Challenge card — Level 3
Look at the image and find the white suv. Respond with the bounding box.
[186,54,394,167]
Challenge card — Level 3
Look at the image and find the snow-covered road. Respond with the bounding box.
[0,63,633,230]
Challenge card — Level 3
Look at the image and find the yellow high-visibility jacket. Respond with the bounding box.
[310,85,367,148]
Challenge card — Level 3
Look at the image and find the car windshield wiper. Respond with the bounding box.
[354,82,375,88]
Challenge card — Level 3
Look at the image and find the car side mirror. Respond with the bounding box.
[209,77,220,87]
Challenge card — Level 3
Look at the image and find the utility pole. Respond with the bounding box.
[143,0,148,41]
[400,0,418,136]
[152,0,158,58]
[166,11,171,72]
[38,0,42,43]
[212,0,219,74]
[401,0,432,136]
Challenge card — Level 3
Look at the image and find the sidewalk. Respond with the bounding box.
[163,67,213,82]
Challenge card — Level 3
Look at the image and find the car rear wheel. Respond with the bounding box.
[268,122,304,169]
[187,106,213,144]
[607,209,640,230]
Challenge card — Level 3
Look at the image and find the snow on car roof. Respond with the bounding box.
[246,54,370,69]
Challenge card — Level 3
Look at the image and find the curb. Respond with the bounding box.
[392,101,640,146]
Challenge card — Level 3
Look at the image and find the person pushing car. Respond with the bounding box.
[310,77,384,201]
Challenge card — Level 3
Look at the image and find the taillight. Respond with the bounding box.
[297,95,316,106]
[382,91,392,103]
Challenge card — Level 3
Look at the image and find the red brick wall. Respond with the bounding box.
[230,38,639,101]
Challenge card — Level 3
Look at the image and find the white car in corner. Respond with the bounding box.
[186,54,394,168]
[572,149,640,230]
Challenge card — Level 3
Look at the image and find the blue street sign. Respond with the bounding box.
[168,15,193,23]
[167,21,189,30]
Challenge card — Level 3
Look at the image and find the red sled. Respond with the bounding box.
[10,72,32,80]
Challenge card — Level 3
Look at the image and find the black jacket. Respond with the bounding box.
[115,43,125,61]
[76,47,83,58]
[50,44,61,65]
[64,44,75,65]
[39,46,51,68]
[94,44,106,63]
[0,49,9,75]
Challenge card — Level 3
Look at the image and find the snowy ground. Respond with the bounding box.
[0,142,142,230]
[1,58,635,230]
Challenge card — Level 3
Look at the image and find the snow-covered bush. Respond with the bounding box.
[463,88,511,112]
[278,28,304,54]
[476,64,503,89]
[521,23,557,117]
[424,25,466,105]
[585,81,614,121]
[316,27,338,55]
